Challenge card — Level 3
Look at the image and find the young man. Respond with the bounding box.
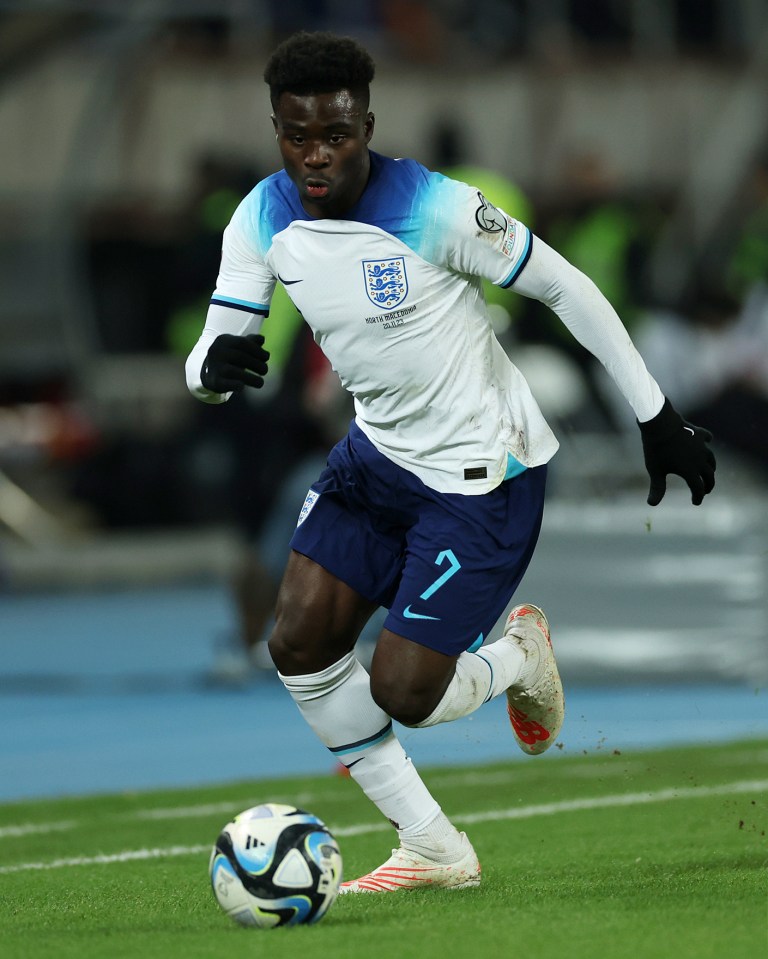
[186,32,716,892]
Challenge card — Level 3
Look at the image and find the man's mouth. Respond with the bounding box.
[305,180,330,199]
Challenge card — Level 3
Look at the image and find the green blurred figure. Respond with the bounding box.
[166,160,304,386]
[727,152,768,301]
[546,154,651,336]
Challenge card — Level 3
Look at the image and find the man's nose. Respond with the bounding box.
[304,141,330,167]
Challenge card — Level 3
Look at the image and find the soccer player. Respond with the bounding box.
[186,31,716,892]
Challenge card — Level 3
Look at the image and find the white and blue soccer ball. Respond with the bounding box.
[209,803,343,929]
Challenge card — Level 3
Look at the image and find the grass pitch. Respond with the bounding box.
[1,739,766,959]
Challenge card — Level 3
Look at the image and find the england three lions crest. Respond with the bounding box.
[363,257,408,309]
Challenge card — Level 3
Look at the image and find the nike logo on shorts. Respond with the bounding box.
[278,274,303,285]
[403,605,440,621]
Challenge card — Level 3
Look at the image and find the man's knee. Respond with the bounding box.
[370,631,455,725]
[267,619,306,675]
[369,671,441,726]
[268,590,363,676]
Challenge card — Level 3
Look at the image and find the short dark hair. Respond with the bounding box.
[264,31,375,109]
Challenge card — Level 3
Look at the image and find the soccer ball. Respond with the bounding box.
[209,803,343,928]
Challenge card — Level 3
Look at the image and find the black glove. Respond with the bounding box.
[200,333,270,393]
[638,398,716,506]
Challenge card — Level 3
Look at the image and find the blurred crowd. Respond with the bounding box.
[127,1,766,62]
[0,1,757,80]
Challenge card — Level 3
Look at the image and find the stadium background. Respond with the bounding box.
[0,1,766,801]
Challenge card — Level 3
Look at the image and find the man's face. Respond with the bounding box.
[272,89,374,218]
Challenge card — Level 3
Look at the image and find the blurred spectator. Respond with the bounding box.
[569,0,631,50]
[726,150,768,303]
[629,284,768,477]
[546,153,658,334]
[86,201,178,354]
[534,153,665,428]
[381,1,448,61]
[674,0,720,52]
[268,1,381,40]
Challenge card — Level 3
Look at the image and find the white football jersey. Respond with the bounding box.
[186,152,662,494]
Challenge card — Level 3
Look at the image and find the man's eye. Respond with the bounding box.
[330,135,346,144]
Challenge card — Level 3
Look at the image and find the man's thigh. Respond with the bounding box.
[270,550,379,674]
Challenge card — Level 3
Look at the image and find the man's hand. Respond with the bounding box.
[200,333,270,393]
[638,398,716,506]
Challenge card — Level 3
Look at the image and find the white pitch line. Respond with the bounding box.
[1,778,764,875]
[4,755,760,837]
[455,779,768,825]
[135,801,253,821]
[135,788,363,821]
[0,821,76,839]
[0,844,211,874]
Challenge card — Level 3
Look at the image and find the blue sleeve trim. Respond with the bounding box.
[500,231,533,289]
[210,295,269,315]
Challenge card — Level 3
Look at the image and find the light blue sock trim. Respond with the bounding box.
[329,721,394,756]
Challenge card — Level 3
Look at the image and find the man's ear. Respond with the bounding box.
[271,114,279,136]
[364,112,375,144]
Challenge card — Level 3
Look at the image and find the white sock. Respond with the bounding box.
[412,638,526,728]
[278,652,464,858]
[398,809,468,863]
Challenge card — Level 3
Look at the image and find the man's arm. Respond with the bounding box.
[512,237,716,505]
[185,198,276,404]
[185,304,269,403]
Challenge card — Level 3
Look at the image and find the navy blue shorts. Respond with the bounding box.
[289,422,547,656]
